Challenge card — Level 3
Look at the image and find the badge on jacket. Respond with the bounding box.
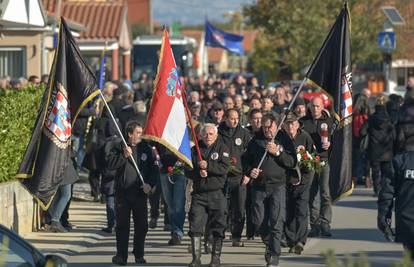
[211,152,219,160]
[235,138,242,146]
[141,153,147,161]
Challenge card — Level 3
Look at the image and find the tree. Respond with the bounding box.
[243,0,384,81]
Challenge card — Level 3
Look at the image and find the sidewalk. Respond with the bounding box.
[22,182,107,258]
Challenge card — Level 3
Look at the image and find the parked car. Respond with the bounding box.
[0,224,67,267]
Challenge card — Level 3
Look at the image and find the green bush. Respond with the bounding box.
[0,85,44,182]
[323,249,414,267]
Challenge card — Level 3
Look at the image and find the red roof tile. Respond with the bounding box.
[43,0,128,41]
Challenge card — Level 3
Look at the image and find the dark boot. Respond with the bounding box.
[308,225,320,237]
[209,238,223,267]
[204,236,212,254]
[189,236,201,267]
[320,223,332,237]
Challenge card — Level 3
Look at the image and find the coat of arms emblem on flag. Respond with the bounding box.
[44,84,71,148]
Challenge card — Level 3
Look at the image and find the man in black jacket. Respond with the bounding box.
[300,96,334,237]
[106,121,158,266]
[187,123,230,267]
[242,113,296,267]
[218,109,251,247]
[283,112,315,255]
[378,120,414,259]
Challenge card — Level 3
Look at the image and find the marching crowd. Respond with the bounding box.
[37,73,414,267]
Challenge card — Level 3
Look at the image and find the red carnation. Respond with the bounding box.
[167,166,174,174]
[230,156,237,166]
[303,153,309,160]
[315,156,320,161]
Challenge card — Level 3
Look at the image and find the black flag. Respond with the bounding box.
[306,4,353,202]
[16,17,99,209]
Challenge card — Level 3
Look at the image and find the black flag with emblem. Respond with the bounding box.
[16,17,99,209]
[306,3,353,202]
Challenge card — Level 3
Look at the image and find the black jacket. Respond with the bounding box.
[100,136,121,196]
[242,130,296,189]
[72,107,95,136]
[186,138,230,194]
[396,101,414,153]
[218,122,251,179]
[378,151,414,244]
[360,106,395,162]
[106,140,158,195]
[157,145,179,174]
[285,128,315,183]
[300,111,334,160]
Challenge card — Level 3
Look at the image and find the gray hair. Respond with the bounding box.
[201,123,218,135]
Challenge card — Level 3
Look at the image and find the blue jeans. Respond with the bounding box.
[49,184,72,223]
[160,173,187,238]
[72,135,85,169]
[106,195,116,228]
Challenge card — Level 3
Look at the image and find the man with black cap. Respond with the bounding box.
[378,100,414,259]
[218,108,251,247]
[282,112,315,254]
[242,113,296,267]
[293,98,307,118]
[205,101,225,126]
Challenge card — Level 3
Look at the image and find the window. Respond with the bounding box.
[397,67,405,86]
[0,232,36,267]
[407,67,414,80]
[0,47,26,78]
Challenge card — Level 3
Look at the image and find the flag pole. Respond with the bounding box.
[181,85,203,162]
[99,91,146,184]
[256,77,308,169]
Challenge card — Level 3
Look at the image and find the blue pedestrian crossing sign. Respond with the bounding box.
[378,32,396,52]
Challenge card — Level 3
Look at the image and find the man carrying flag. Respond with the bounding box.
[16,17,99,211]
[301,3,353,237]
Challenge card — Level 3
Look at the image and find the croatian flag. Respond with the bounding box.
[142,30,193,168]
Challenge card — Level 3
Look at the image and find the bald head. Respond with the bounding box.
[310,96,324,119]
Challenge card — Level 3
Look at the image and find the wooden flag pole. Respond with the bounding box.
[181,86,203,162]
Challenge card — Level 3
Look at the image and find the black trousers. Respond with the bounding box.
[285,180,312,247]
[371,161,392,195]
[227,177,246,239]
[252,185,285,256]
[115,192,148,260]
[189,190,227,239]
[88,169,101,198]
[245,184,255,238]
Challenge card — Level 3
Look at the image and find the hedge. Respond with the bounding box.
[0,86,44,182]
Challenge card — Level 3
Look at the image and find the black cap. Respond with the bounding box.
[285,112,299,123]
[293,97,306,107]
[211,101,224,111]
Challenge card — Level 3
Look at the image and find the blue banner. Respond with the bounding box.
[205,20,244,55]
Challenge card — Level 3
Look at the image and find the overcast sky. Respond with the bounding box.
[152,0,255,26]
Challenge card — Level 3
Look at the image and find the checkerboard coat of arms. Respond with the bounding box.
[44,83,71,148]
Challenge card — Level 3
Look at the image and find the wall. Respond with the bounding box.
[0,181,37,235]
[0,31,42,77]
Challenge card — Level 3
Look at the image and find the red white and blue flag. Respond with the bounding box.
[143,30,193,168]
